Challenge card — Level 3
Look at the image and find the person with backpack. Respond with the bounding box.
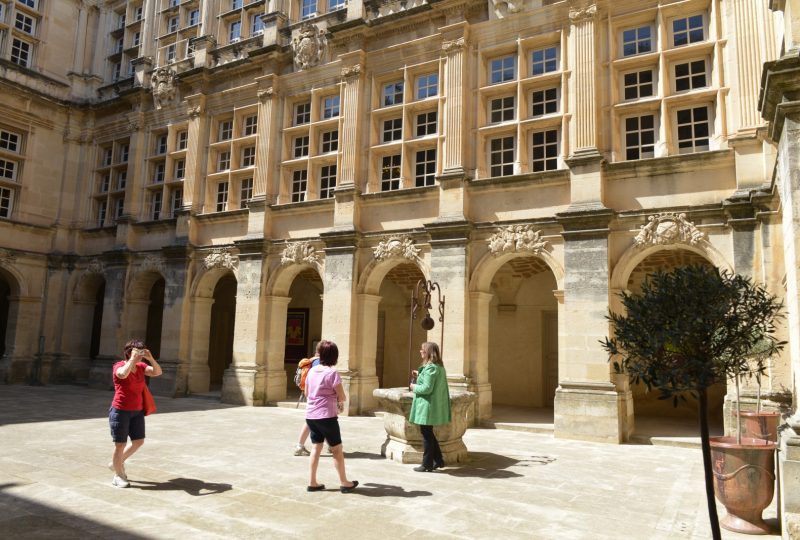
[408,341,450,472]
[293,343,321,456]
[304,340,358,493]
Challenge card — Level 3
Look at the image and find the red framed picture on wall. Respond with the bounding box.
[285,308,309,362]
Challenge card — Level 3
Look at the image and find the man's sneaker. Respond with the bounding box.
[111,475,130,488]
[108,461,127,480]
[293,445,310,456]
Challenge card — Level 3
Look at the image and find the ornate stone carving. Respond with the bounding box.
[0,249,16,265]
[291,24,326,71]
[633,213,706,248]
[341,64,362,80]
[373,235,421,262]
[257,87,274,101]
[151,67,178,110]
[140,255,166,274]
[85,258,104,275]
[569,1,598,22]
[187,105,202,118]
[442,37,465,54]
[488,225,549,255]
[203,248,239,270]
[491,0,521,17]
[281,241,319,265]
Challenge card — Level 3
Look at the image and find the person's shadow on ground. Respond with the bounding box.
[344,482,432,497]
[437,452,556,479]
[130,478,232,496]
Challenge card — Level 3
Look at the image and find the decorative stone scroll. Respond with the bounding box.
[442,37,465,54]
[341,64,362,80]
[291,23,326,71]
[203,248,239,270]
[568,1,598,22]
[281,241,319,266]
[373,235,421,262]
[633,213,706,248]
[140,255,166,274]
[187,105,202,118]
[151,67,178,110]
[487,225,549,255]
[257,87,274,102]
[85,258,104,275]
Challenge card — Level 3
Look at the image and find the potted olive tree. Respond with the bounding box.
[603,265,784,539]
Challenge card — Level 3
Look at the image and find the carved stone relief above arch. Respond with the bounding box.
[85,258,105,276]
[140,254,166,275]
[633,213,707,249]
[151,67,178,110]
[281,241,320,266]
[373,234,421,263]
[0,249,17,265]
[203,248,239,271]
[487,224,549,256]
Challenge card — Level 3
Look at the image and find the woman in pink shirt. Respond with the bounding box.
[304,340,358,493]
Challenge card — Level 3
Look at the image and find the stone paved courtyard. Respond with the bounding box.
[0,385,779,539]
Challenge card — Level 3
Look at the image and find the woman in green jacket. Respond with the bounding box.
[409,341,451,472]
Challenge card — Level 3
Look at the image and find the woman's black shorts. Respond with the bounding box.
[306,417,342,447]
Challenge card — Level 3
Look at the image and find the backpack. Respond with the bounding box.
[294,358,313,394]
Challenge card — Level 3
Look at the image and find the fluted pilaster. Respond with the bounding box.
[184,94,207,212]
[441,33,468,174]
[569,3,599,152]
[254,82,277,198]
[339,59,365,188]
[732,0,776,130]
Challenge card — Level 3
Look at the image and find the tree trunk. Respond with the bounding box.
[698,387,722,540]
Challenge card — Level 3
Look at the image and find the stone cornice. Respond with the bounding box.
[759,51,800,142]
[555,206,615,239]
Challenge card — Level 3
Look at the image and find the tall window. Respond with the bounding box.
[320,165,337,198]
[151,192,162,220]
[676,106,710,153]
[218,151,231,171]
[11,39,32,67]
[381,155,401,191]
[0,187,13,218]
[624,115,655,160]
[189,9,200,26]
[416,111,437,137]
[294,136,309,158]
[415,149,436,187]
[242,146,256,167]
[167,15,179,33]
[531,46,557,76]
[294,102,311,125]
[229,21,241,42]
[119,144,129,163]
[243,115,258,136]
[175,159,185,179]
[0,159,16,181]
[156,134,168,154]
[291,169,307,202]
[0,130,21,152]
[219,120,233,141]
[330,0,346,10]
[674,60,707,92]
[383,81,404,106]
[216,182,229,211]
[531,130,558,172]
[171,188,183,215]
[117,171,127,189]
[240,178,253,208]
[416,74,438,99]
[624,70,654,100]
[490,55,516,84]
[166,44,176,63]
[531,88,558,117]
[251,14,264,35]
[153,162,165,183]
[14,13,35,35]
[489,136,514,177]
[321,130,338,153]
[18,0,38,8]
[177,130,188,150]
[103,148,113,166]
[302,0,317,19]
[672,15,705,47]
[490,96,515,124]
[323,95,340,119]
[100,173,111,192]
[114,197,125,218]
[622,26,652,57]
[382,118,402,143]
[97,200,107,226]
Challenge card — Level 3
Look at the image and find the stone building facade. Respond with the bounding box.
[0,0,798,529]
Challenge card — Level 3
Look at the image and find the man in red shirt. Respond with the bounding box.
[108,339,162,488]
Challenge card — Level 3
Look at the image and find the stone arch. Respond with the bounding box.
[192,265,238,300]
[0,262,27,298]
[357,256,430,296]
[127,268,167,302]
[266,260,324,297]
[470,249,565,294]
[72,270,106,302]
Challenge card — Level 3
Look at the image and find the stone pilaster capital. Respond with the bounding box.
[341,64,363,81]
[568,1,598,23]
[257,87,275,102]
[442,37,466,55]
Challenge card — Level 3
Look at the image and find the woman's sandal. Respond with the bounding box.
[340,480,359,493]
[306,484,326,492]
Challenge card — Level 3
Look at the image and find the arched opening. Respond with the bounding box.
[0,273,10,358]
[145,278,165,359]
[207,274,236,391]
[89,280,105,359]
[625,250,725,437]
[488,256,558,413]
[376,263,427,389]
[284,268,323,389]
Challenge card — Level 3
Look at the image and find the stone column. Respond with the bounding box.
[89,253,129,389]
[182,94,208,219]
[139,0,157,60]
[89,7,110,77]
[262,295,291,402]
[467,291,493,421]
[554,208,630,443]
[253,79,277,200]
[187,296,213,393]
[439,23,469,177]
[568,2,600,155]
[71,2,90,75]
[334,55,365,230]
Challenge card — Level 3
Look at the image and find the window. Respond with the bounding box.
[117,12,125,29]
[117,171,127,189]
[323,95,340,119]
[0,130,20,152]
[175,159,185,179]
[672,15,705,47]
[531,130,558,172]
[100,173,110,192]
[415,149,436,187]
[251,14,264,35]
[119,144,129,163]
[97,200,107,226]
[14,12,34,35]
[294,136,309,158]
[232,0,243,8]
[11,39,32,67]
[219,120,233,141]
[624,115,655,160]
[112,62,122,81]
[151,192,162,220]
[623,70,654,100]
[242,146,256,167]
[229,21,241,42]
[676,105,710,153]
[171,188,183,215]
[330,0,345,10]
[0,159,16,181]
[381,155,401,191]
[135,6,143,21]
[167,16,179,33]
[169,0,180,7]
[133,32,141,47]
[240,178,253,208]
[218,151,231,171]
[416,111,437,137]
[674,60,707,92]
[114,197,125,218]
[321,130,338,153]
[114,38,124,54]
[177,131,188,150]
[243,115,258,136]
[216,182,229,211]
[383,118,402,142]
[302,0,317,19]
[292,169,307,202]
[156,134,168,154]
[416,73,438,99]
[187,41,196,58]
[320,165,336,198]
[489,94,514,122]
[189,9,200,26]
[0,187,12,218]
[383,81,404,106]
[622,26,652,57]
[490,56,515,84]
[531,46,558,76]
[489,136,515,177]
[294,102,311,125]
[18,0,38,8]
[103,148,113,166]
[166,44,176,63]
[154,162,165,183]
[531,88,558,117]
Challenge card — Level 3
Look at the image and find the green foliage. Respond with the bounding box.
[603,265,784,401]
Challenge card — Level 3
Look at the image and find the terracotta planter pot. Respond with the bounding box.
[709,436,776,534]
[739,411,780,442]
